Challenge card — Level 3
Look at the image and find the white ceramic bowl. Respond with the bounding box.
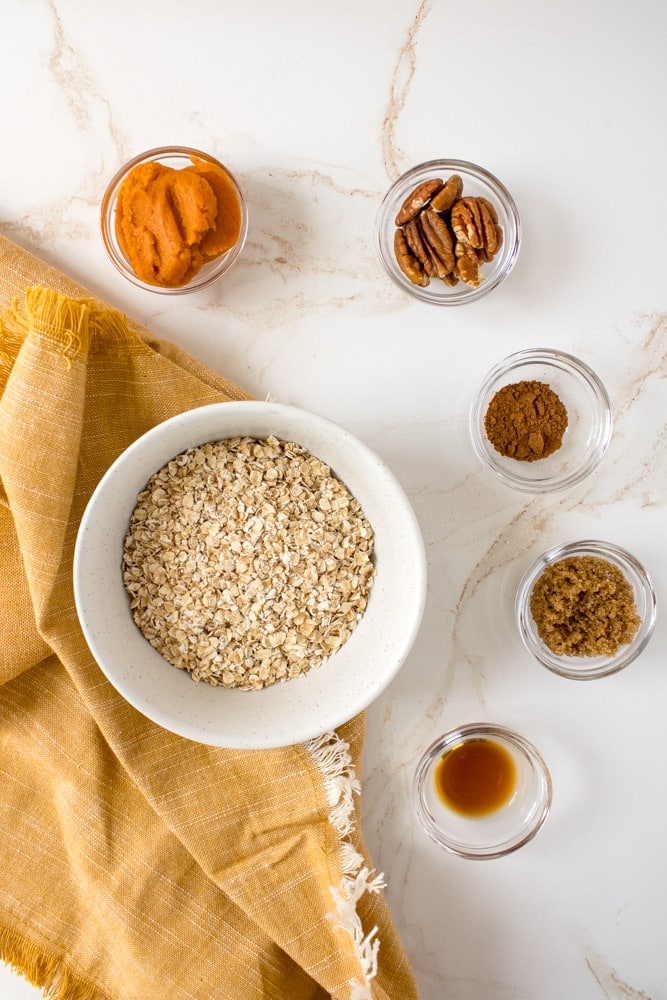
[73,401,427,748]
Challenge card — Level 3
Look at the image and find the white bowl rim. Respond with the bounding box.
[73,400,427,747]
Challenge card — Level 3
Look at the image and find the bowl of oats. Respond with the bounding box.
[73,400,427,747]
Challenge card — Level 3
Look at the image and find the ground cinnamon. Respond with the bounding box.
[484,380,568,461]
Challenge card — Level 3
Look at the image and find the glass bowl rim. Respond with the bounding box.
[100,145,248,295]
[375,157,521,306]
[469,346,613,493]
[516,538,658,679]
[413,722,552,859]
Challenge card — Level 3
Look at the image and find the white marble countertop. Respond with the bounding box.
[1,2,666,997]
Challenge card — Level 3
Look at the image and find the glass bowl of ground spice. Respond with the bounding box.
[101,146,248,294]
[516,540,657,680]
[413,723,552,859]
[469,348,613,493]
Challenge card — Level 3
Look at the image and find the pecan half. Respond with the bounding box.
[394,228,429,286]
[477,198,503,256]
[450,197,485,248]
[478,223,503,262]
[451,196,503,259]
[416,219,452,281]
[404,218,437,278]
[477,196,498,224]
[395,178,444,226]
[420,208,456,276]
[429,174,463,213]
[454,241,481,288]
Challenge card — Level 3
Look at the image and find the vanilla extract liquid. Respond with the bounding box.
[434,738,517,817]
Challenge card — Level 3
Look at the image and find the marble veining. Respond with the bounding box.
[382,0,432,178]
[0,1,666,997]
[586,954,656,1000]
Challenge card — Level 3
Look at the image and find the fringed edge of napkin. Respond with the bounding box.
[0,925,104,1000]
[305,731,385,1000]
[0,286,137,384]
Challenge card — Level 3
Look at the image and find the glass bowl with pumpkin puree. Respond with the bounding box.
[101,146,248,294]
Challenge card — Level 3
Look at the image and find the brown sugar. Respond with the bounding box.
[484,380,568,461]
[530,555,640,657]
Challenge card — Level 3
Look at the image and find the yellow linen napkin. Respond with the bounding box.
[0,233,419,1000]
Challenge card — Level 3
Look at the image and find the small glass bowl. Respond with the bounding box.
[375,158,520,305]
[516,539,657,680]
[413,723,552,859]
[469,348,612,493]
[100,146,248,294]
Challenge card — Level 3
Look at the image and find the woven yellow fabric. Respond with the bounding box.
[0,234,419,1000]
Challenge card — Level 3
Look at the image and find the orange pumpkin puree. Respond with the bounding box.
[115,158,242,288]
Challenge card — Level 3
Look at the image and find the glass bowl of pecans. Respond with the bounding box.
[375,158,521,305]
[516,539,658,680]
[101,146,248,294]
[469,348,613,493]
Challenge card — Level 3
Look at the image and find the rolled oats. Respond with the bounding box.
[122,436,376,690]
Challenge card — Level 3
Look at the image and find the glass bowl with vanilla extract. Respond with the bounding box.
[413,723,552,859]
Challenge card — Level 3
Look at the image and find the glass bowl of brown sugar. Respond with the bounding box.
[516,539,658,680]
[469,348,613,493]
